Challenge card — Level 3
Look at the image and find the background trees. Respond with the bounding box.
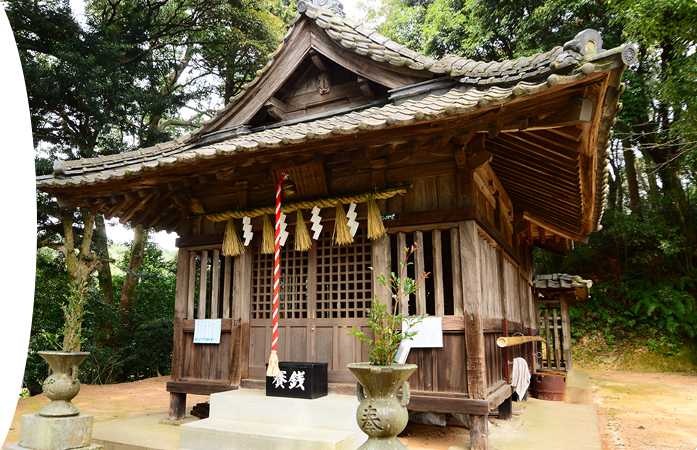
[9,0,284,391]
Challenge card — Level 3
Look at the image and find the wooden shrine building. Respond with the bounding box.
[37,2,636,448]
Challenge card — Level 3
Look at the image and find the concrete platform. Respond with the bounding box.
[178,389,366,450]
[91,412,195,450]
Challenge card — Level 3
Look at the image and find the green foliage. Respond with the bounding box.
[370,0,621,60]
[25,242,177,394]
[345,245,428,366]
[61,282,89,352]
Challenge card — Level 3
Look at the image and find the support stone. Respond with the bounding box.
[2,414,103,450]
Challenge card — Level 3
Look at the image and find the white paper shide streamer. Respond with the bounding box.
[279,212,289,246]
[242,216,253,246]
[346,202,359,237]
[311,206,323,240]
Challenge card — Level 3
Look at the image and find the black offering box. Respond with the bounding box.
[265,362,328,399]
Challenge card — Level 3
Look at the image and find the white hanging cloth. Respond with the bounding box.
[511,357,531,399]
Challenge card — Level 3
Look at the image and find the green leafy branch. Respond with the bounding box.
[345,244,429,366]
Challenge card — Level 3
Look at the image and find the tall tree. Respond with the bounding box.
[10,0,282,300]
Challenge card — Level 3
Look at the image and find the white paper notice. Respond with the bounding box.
[193,319,222,344]
[403,316,443,348]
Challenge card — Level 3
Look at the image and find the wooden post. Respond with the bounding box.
[210,249,220,319]
[231,250,252,383]
[172,247,189,374]
[459,220,488,450]
[433,230,445,316]
[498,395,513,421]
[170,213,190,420]
[544,309,551,369]
[198,250,208,319]
[371,233,392,313]
[451,228,464,316]
[397,232,407,314]
[187,251,197,319]
[560,295,573,371]
[222,256,232,319]
[414,230,426,315]
[169,392,186,420]
[553,307,561,371]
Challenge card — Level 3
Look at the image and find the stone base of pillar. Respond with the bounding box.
[2,413,103,450]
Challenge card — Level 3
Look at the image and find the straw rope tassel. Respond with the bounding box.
[222,219,245,257]
[267,174,286,378]
[262,214,274,255]
[366,194,386,240]
[333,204,353,246]
[295,210,312,252]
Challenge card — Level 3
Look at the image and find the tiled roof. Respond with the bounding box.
[534,273,593,290]
[37,4,636,197]
[40,76,585,188]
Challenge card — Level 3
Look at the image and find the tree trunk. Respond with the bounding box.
[94,214,114,304]
[623,139,642,220]
[61,210,97,286]
[120,224,148,323]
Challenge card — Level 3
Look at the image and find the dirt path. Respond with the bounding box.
[3,376,209,446]
[6,370,696,449]
[586,369,697,450]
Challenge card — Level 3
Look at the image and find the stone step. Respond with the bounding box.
[179,418,358,450]
[177,389,367,450]
[208,389,359,432]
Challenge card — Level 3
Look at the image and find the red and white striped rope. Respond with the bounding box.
[271,174,286,354]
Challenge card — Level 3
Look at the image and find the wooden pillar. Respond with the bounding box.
[433,230,445,316]
[498,248,509,383]
[459,220,488,450]
[371,233,392,312]
[498,395,513,421]
[560,296,572,371]
[169,392,186,420]
[170,213,190,420]
[451,228,464,316]
[231,250,252,383]
[198,250,208,319]
[397,232,407,314]
[414,231,426,315]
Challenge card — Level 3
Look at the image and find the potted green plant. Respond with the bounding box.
[345,244,428,450]
[38,281,91,417]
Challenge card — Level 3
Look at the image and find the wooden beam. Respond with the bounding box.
[371,234,391,313]
[459,219,489,450]
[414,230,426,315]
[450,228,464,316]
[198,250,208,319]
[433,230,445,316]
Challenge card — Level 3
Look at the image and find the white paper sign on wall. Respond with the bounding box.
[403,316,443,348]
[193,319,222,344]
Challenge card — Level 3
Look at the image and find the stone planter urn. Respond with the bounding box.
[37,351,90,417]
[347,362,418,450]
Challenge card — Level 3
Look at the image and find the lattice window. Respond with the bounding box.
[251,234,309,319]
[315,227,372,319]
[187,249,233,320]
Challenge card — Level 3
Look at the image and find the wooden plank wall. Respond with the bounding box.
[172,248,236,383]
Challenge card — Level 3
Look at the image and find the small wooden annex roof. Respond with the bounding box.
[37,1,638,243]
[535,273,593,300]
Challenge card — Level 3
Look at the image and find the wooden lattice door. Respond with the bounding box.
[248,226,373,383]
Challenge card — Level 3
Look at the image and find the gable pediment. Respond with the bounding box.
[198,6,436,133]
